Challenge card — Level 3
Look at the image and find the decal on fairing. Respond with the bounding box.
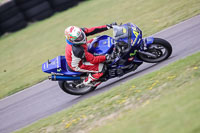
[57,56,59,68]
[57,68,62,72]
[50,60,56,65]
[131,27,139,46]
[123,28,127,33]
[128,57,134,61]
[103,41,107,45]
[130,50,137,56]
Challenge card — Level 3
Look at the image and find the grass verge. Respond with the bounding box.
[0,0,200,99]
[15,52,200,133]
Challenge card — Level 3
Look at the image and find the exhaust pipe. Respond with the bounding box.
[48,75,81,81]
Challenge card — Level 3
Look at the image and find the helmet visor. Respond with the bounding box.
[74,32,84,42]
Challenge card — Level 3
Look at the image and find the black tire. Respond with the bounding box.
[0,1,20,23]
[0,6,20,22]
[47,0,78,11]
[138,38,172,63]
[53,3,70,12]
[7,20,27,32]
[47,0,71,6]
[0,1,16,14]
[23,1,53,21]
[58,80,96,95]
[15,0,45,11]
[14,0,30,4]
[0,13,27,32]
[0,30,3,37]
[31,9,54,21]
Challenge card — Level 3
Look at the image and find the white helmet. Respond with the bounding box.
[64,26,86,45]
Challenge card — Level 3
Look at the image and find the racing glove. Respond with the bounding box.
[107,22,117,29]
[105,54,113,63]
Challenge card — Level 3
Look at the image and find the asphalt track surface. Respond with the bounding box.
[1,15,200,133]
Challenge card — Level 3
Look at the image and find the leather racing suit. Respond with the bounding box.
[65,25,109,86]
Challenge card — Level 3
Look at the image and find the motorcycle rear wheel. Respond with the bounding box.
[58,80,96,95]
[138,38,172,63]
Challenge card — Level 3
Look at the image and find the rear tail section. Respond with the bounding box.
[42,56,62,74]
[42,56,82,76]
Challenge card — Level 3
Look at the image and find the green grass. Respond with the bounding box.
[90,82,200,133]
[15,51,200,133]
[0,0,200,99]
[90,75,200,132]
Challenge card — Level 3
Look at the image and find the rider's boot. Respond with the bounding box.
[83,65,107,87]
[83,73,104,87]
[83,74,97,87]
[93,81,102,87]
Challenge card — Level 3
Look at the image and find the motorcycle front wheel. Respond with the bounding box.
[138,38,172,63]
[58,80,96,95]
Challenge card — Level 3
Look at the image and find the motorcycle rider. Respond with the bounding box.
[65,23,117,86]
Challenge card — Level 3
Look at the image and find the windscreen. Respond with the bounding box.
[113,25,129,40]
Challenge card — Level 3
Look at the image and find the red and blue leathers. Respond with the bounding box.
[65,25,109,80]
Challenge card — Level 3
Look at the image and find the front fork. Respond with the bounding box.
[137,37,156,58]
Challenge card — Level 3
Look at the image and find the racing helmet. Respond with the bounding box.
[64,26,86,45]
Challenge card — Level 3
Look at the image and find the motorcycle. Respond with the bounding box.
[42,23,172,95]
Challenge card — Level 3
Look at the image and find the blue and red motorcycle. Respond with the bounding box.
[42,23,172,95]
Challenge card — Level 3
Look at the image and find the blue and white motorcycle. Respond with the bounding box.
[42,23,172,95]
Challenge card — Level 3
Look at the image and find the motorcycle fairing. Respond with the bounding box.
[116,23,143,48]
[88,35,114,55]
[144,37,154,46]
[42,56,82,76]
